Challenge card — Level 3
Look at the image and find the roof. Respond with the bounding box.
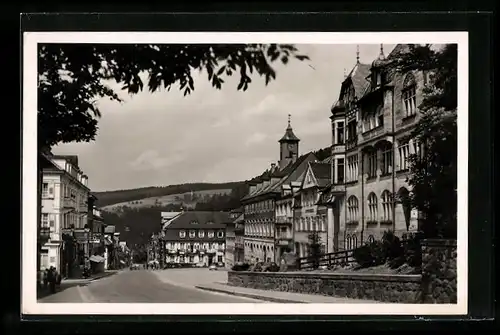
[241,152,317,202]
[164,211,230,230]
[347,62,372,100]
[310,162,331,188]
[52,155,79,168]
[279,121,300,143]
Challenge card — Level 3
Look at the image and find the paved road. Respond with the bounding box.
[39,270,261,303]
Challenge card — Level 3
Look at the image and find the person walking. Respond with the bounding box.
[48,266,56,294]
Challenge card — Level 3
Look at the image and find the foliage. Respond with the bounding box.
[390,44,457,238]
[352,244,374,268]
[307,231,323,270]
[38,43,309,149]
[312,146,331,162]
[401,232,424,268]
[382,231,404,261]
[263,262,280,272]
[231,262,251,271]
[94,181,246,207]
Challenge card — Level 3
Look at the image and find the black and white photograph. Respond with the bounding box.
[22,32,467,315]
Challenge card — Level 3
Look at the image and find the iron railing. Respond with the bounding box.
[296,249,355,270]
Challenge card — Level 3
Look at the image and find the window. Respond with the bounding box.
[179,256,185,263]
[381,144,393,175]
[398,141,410,170]
[331,124,336,145]
[367,149,377,178]
[368,235,375,244]
[412,139,422,158]
[336,121,345,144]
[189,256,194,263]
[42,183,49,197]
[50,256,56,264]
[218,242,224,250]
[208,231,215,238]
[189,230,195,238]
[179,230,186,238]
[41,213,49,228]
[347,154,358,182]
[347,120,357,142]
[206,221,214,225]
[198,230,205,238]
[190,221,198,225]
[367,193,378,222]
[381,190,393,221]
[347,196,359,222]
[403,73,417,117]
[217,255,223,263]
[217,231,224,238]
[375,106,384,127]
[337,158,345,183]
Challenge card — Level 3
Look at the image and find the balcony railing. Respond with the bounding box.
[276,232,292,240]
[275,216,293,224]
[361,125,386,142]
[346,137,358,150]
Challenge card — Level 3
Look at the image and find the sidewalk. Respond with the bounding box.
[195,282,381,304]
[62,270,118,285]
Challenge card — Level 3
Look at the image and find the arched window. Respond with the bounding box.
[368,235,375,244]
[306,217,311,231]
[367,193,378,222]
[380,141,393,175]
[402,73,417,117]
[381,190,393,222]
[352,234,358,249]
[347,196,359,223]
[346,235,352,250]
[375,105,384,128]
[365,147,378,178]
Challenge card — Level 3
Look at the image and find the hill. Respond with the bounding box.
[93,181,245,207]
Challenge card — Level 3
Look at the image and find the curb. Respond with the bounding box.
[194,285,306,303]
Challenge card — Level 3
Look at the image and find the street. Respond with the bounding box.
[38,269,262,303]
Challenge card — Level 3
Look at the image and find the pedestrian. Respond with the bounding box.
[43,269,48,290]
[48,266,56,294]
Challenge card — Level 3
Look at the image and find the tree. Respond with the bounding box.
[38,44,309,149]
[307,231,323,269]
[391,44,457,238]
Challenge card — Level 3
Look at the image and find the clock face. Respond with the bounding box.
[288,143,295,150]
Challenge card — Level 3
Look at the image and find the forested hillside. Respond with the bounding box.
[93,181,246,207]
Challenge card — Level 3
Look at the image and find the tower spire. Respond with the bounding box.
[287,114,291,128]
[356,45,360,64]
[379,43,385,58]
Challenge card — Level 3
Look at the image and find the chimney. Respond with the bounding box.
[271,163,276,171]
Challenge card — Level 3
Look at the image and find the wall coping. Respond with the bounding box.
[228,271,422,283]
[421,239,457,247]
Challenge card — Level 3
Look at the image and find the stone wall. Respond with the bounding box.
[228,271,422,303]
[228,238,457,304]
[420,239,457,304]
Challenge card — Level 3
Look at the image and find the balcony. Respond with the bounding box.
[361,126,387,143]
[346,137,358,150]
[62,197,76,209]
[275,216,293,225]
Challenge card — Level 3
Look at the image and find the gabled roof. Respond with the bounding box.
[241,152,317,202]
[347,62,372,100]
[52,155,79,168]
[279,125,300,142]
[164,211,230,230]
[310,162,331,188]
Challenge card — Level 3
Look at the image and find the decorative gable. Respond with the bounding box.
[301,165,317,190]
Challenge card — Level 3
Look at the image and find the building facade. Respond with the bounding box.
[333,44,422,250]
[242,117,317,264]
[40,155,90,277]
[161,211,229,266]
[225,208,245,268]
[293,162,331,258]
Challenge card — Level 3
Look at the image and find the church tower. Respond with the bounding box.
[278,114,300,170]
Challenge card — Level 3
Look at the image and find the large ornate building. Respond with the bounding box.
[241,117,317,263]
[331,44,422,250]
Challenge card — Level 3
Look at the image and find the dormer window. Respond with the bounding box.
[190,220,198,225]
[208,231,215,238]
[179,230,186,238]
[198,230,205,238]
[206,221,214,225]
[189,230,195,238]
[217,231,224,238]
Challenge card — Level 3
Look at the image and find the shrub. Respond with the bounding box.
[264,262,280,272]
[402,232,424,268]
[231,262,250,271]
[382,230,404,261]
[353,244,374,268]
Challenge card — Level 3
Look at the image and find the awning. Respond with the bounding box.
[89,255,105,263]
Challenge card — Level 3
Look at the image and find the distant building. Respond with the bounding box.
[40,154,90,277]
[161,211,230,266]
[241,116,317,263]
[225,208,244,268]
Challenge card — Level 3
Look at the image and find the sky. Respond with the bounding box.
[53,43,396,192]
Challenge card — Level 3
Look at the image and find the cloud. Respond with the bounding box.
[245,132,268,147]
[129,150,185,171]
